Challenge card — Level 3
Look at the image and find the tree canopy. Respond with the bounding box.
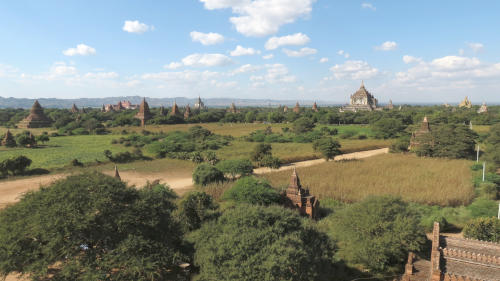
[191,204,336,281]
[0,172,188,280]
[222,176,281,205]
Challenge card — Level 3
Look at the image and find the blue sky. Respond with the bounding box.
[1,0,500,103]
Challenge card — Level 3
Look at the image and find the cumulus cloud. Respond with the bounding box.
[329,60,379,80]
[468,42,484,53]
[250,63,296,85]
[375,41,398,51]
[230,45,260,56]
[83,72,119,79]
[361,2,376,11]
[122,20,151,34]
[63,44,96,56]
[402,55,422,64]
[181,53,233,67]
[319,57,328,63]
[264,33,310,50]
[230,64,262,75]
[50,62,77,76]
[283,47,317,57]
[164,62,183,70]
[200,0,315,37]
[190,31,225,45]
[337,50,350,58]
[262,54,274,60]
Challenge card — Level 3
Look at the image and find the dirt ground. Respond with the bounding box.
[0,148,388,210]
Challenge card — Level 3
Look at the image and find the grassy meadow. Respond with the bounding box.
[262,153,475,206]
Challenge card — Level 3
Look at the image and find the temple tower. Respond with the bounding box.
[134,97,153,127]
[284,168,319,219]
[170,101,180,116]
[293,102,300,113]
[312,102,318,112]
[184,104,191,119]
[18,100,52,128]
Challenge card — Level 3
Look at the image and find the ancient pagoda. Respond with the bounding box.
[293,102,300,113]
[312,102,318,112]
[1,130,16,147]
[340,81,379,112]
[478,102,488,113]
[283,168,319,219]
[18,100,52,128]
[114,165,121,180]
[386,99,394,110]
[283,105,289,113]
[184,104,191,119]
[459,96,472,108]
[409,116,431,150]
[134,98,153,127]
[227,102,238,114]
[170,101,180,116]
[70,103,79,113]
[194,96,206,111]
[159,106,167,116]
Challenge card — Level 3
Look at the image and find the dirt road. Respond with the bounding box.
[0,148,388,208]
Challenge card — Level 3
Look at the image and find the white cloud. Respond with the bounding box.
[264,33,310,50]
[402,55,422,64]
[83,72,119,79]
[250,63,296,85]
[329,60,379,80]
[190,31,225,45]
[50,62,77,76]
[283,47,317,57]
[468,42,484,53]
[230,64,262,75]
[430,56,480,70]
[164,62,183,70]
[458,49,465,55]
[142,70,220,82]
[63,44,96,56]
[375,41,398,51]
[181,53,233,67]
[337,50,350,58]
[200,0,315,37]
[361,3,376,11]
[125,80,141,87]
[262,54,274,60]
[230,45,260,56]
[319,57,329,63]
[122,20,151,34]
[0,64,19,78]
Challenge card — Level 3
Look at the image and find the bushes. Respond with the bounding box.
[222,176,281,205]
[177,191,218,231]
[216,159,253,179]
[463,217,500,242]
[193,163,225,186]
[467,198,498,218]
[0,155,32,177]
[103,149,144,163]
[250,143,281,169]
[372,117,406,139]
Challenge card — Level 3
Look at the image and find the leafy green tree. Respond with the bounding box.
[313,137,342,160]
[191,205,336,281]
[467,198,498,218]
[216,159,254,179]
[485,123,500,169]
[203,151,219,165]
[250,143,272,162]
[193,163,225,186]
[2,155,32,176]
[177,191,218,231]
[372,117,406,139]
[463,217,500,242]
[222,176,281,205]
[431,124,478,159]
[0,172,188,280]
[327,196,425,272]
[292,117,315,134]
[15,131,36,147]
[259,155,281,169]
[35,133,49,144]
[244,111,256,123]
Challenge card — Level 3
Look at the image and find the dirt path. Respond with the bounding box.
[0,148,389,209]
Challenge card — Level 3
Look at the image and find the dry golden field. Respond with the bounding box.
[262,153,475,206]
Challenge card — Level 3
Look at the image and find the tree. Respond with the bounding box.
[2,155,32,176]
[222,176,281,205]
[431,124,478,159]
[192,163,225,186]
[259,154,281,169]
[292,117,315,134]
[313,137,342,160]
[36,133,49,144]
[216,159,253,179]
[250,143,272,162]
[485,123,500,169]
[0,172,188,280]
[15,131,36,147]
[463,217,500,242]
[191,205,336,281]
[177,191,218,231]
[372,117,406,139]
[327,196,425,272]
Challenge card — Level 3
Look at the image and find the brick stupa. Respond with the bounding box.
[284,168,319,219]
[134,98,153,127]
[18,100,52,128]
[184,104,191,119]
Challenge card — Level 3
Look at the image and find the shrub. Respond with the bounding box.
[470,163,483,171]
[390,135,410,153]
[463,217,500,242]
[177,191,218,231]
[467,198,498,218]
[259,155,281,169]
[193,163,225,186]
[190,205,336,280]
[327,196,426,272]
[222,176,281,205]
[1,155,32,176]
[15,131,36,147]
[313,137,342,160]
[292,117,315,134]
[216,159,254,179]
[250,143,272,162]
[71,159,83,167]
[478,182,498,200]
[372,117,406,139]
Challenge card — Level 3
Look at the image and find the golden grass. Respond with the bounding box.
[262,153,474,206]
[472,125,490,134]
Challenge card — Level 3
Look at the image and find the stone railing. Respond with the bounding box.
[442,248,500,265]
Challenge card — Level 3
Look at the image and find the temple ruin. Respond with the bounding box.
[409,116,432,150]
[340,81,379,112]
[184,104,191,119]
[312,102,318,112]
[170,101,180,116]
[134,98,153,127]
[283,168,319,219]
[293,102,300,113]
[18,100,52,128]
[459,97,472,108]
[478,102,488,113]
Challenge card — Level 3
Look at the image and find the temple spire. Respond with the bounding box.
[114,165,121,180]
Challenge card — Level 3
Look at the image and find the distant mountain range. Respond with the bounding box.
[0,96,340,109]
